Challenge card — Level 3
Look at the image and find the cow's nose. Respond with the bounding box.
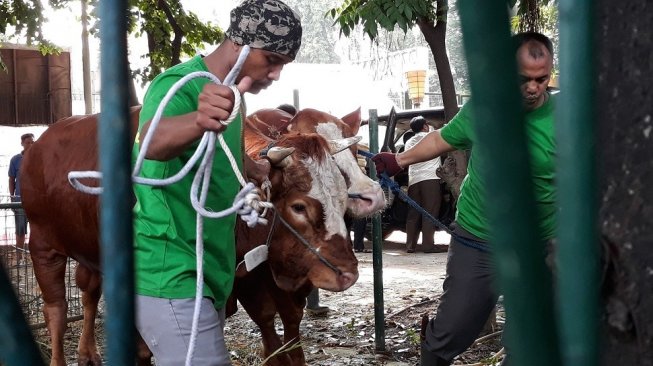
[338,271,359,290]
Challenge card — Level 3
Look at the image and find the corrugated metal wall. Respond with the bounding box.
[0,44,72,126]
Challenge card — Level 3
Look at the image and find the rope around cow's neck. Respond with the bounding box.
[68,45,273,366]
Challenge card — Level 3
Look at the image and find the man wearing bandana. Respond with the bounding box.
[132,1,302,364]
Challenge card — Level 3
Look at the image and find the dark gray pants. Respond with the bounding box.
[422,225,499,364]
[406,179,442,251]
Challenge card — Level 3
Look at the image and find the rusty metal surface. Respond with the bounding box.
[0,44,72,126]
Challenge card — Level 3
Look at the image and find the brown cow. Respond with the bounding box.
[228,108,388,365]
[20,107,360,365]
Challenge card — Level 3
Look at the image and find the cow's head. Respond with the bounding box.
[286,108,387,218]
[263,133,360,292]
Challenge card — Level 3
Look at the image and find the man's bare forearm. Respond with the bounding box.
[139,112,205,161]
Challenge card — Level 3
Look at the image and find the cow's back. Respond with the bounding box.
[21,107,140,269]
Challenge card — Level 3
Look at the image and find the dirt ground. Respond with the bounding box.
[31,231,504,366]
[225,231,504,366]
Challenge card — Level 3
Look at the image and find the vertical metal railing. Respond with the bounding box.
[457,1,561,365]
[98,0,135,364]
[368,109,386,352]
[0,264,45,365]
[556,1,600,365]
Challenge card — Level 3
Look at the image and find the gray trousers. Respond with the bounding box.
[136,295,231,366]
[406,179,442,250]
[422,225,499,363]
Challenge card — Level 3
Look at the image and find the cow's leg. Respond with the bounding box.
[30,231,69,366]
[235,273,291,366]
[74,264,103,366]
[135,331,153,366]
[277,289,310,366]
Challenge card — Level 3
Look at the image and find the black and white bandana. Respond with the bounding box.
[226,0,302,60]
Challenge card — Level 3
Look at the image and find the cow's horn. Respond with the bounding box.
[267,146,295,167]
[329,136,362,155]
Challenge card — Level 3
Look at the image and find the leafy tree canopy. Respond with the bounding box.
[1,0,223,82]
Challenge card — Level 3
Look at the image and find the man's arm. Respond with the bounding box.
[139,77,253,161]
[9,176,15,197]
[396,129,455,168]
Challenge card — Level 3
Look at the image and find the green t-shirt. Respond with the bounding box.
[440,94,556,241]
[132,55,243,309]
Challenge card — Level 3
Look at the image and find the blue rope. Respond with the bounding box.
[358,150,489,253]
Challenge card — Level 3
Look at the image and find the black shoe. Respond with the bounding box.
[420,341,451,366]
[406,249,415,253]
[422,245,448,253]
[305,305,330,316]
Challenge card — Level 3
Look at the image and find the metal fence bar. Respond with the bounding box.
[556,1,600,365]
[0,263,45,365]
[368,109,386,352]
[0,204,85,329]
[98,0,135,364]
[457,1,561,365]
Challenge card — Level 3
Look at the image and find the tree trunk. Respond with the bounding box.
[597,1,653,365]
[81,0,93,114]
[416,1,468,201]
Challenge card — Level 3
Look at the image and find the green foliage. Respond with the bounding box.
[0,0,48,44]
[329,0,434,41]
[283,0,340,63]
[1,0,223,83]
[131,0,223,82]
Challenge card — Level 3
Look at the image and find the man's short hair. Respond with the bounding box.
[226,0,302,59]
[409,116,427,133]
[402,131,415,144]
[277,103,297,116]
[21,133,34,142]
[513,31,553,58]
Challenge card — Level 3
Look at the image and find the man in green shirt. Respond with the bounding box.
[133,1,302,365]
[372,32,556,366]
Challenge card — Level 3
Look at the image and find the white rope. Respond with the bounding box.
[67,45,274,366]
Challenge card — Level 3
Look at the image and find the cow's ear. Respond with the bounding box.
[341,107,362,135]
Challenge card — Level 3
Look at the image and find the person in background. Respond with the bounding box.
[276,103,297,116]
[404,116,442,254]
[8,133,35,265]
[132,0,302,364]
[372,32,557,366]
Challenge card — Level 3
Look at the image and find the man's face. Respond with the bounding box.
[239,49,293,94]
[517,45,553,111]
[21,136,34,152]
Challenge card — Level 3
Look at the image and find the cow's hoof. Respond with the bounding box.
[77,353,102,366]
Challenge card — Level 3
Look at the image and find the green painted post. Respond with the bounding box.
[0,267,45,365]
[557,1,600,365]
[368,109,386,352]
[457,1,561,365]
[98,0,135,364]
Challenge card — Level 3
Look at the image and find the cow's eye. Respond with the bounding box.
[291,204,306,213]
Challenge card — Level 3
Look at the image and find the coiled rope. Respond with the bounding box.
[68,45,273,365]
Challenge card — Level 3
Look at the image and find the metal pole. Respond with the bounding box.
[457,1,560,365]
[0,266,45,365]
[293,89,300,110]
[98,0,135,364]
[557,1,600,365]
[368,109,385,352]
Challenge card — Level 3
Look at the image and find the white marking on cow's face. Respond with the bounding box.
[303,155,348,240]
[316,122,386,217]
